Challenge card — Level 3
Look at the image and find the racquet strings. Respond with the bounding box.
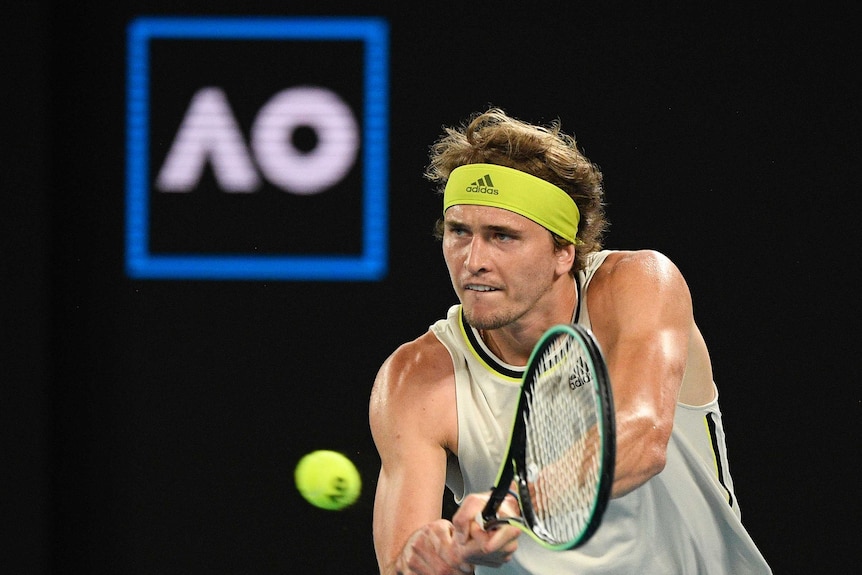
[521,330,603,545]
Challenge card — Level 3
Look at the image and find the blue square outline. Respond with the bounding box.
[125,16,389,280]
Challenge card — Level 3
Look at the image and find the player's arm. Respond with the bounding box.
[370,333,519,574]
[369,333,463,575]
[587,250,694,497]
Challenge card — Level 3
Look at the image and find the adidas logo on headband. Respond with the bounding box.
[465,174,499,195]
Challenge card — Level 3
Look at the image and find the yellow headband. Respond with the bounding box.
[443,164,580,243]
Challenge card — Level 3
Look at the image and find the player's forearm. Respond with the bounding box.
[380,519,464,575]
[373,507,415,575]
[374,526,413,575]
[609,406,672,497]
[603,335,685,498]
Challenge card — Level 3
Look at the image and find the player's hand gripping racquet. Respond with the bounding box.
[479,323,616,550]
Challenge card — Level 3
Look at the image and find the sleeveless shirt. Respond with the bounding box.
[430,250,771,574]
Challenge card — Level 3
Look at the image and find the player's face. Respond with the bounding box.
[442,205,564,331]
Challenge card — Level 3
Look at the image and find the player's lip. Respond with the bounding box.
[464,283,501,292]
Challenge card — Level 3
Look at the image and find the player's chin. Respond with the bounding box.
[461,289,502,309]
[461,306,503,331]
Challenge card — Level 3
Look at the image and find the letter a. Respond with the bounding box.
[156,87,260,193]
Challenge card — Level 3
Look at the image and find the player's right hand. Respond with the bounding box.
[394,519,478,574]
[452,492,521,569]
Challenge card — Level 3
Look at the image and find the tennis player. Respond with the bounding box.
[369,108,772,574]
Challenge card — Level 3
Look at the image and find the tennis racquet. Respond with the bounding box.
[479,323,616,550]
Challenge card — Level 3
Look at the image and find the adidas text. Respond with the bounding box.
[465,185,499,194]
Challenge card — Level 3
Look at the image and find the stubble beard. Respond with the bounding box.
[461,277,558,332]
[462,306,523,332]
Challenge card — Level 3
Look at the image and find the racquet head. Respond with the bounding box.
[481,323,616,550]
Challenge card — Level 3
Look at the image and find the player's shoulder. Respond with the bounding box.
[370,330,457,448]
[596,249,684,285]
[371,331,453,403]
[590,249,691,310]
[588,249,693,332]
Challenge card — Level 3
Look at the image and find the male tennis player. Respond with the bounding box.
[370,108,772,574]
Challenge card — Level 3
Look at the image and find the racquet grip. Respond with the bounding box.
[478,488,519,530]
[475,511,489,531]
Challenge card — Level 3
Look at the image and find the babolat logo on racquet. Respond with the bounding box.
[479,323,616,550]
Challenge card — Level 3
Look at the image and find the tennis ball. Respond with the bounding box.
[294,450,362,510]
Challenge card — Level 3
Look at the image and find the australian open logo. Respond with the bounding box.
[465,174,499,195]
[124,16,389,281]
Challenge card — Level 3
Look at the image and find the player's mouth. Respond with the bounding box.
[465,284,499,292]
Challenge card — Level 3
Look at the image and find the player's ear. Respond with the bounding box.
[555,242,575,275]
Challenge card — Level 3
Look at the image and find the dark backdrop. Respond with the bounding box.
[3,2,859,574]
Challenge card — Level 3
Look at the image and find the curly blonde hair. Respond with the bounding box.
[426,108,607,273]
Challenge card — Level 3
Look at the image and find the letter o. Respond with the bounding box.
[250,86,359,195]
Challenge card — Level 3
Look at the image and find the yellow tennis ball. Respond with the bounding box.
[294,450,362,510]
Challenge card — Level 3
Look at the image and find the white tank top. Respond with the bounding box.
[430,250,771,574]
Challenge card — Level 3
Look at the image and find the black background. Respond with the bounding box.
[3,2,859,574]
